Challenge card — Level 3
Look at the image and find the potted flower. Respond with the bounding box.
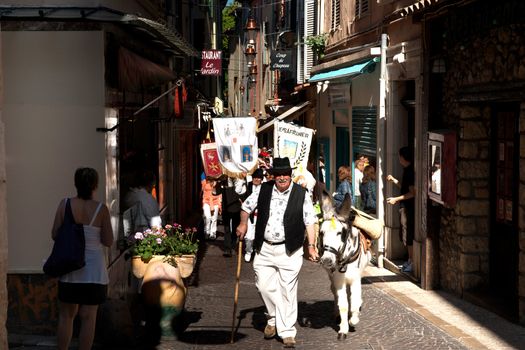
[130,223,199,278]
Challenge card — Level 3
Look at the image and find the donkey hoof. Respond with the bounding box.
[337,333,347,341]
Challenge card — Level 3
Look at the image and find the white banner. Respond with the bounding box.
[212,117,258,175]
[274,121,313,169]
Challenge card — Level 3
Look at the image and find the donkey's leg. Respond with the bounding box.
[333,273,349,337]
[348,277,363,326]
[329,275,338,318]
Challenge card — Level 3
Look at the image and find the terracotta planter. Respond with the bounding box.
[131,255,165,279]
[174,254,196,278]
[141,259,187,336]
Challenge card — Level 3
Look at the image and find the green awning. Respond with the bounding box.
[309,57,379,83]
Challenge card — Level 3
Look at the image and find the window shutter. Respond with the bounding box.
[356,0,369,19]
[352,106,377,156]
[303,0,316,81]
[296,0,305,83]
[331,0,340,31]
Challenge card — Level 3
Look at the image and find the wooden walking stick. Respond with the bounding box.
[230,240,243,343]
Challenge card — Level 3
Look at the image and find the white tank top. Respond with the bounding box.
[59,200,109,285]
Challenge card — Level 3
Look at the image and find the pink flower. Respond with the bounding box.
[156,238,162,244]
[134,232,144,240]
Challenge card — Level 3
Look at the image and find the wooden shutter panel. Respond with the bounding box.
[304,0,316,81]
[356,0,369,18]
[297,0,305,83]
[331,0,340,31]
[352,106,377,156]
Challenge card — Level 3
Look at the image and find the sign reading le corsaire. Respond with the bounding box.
[201,50,222,76]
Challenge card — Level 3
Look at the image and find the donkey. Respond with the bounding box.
[318,191,371,340]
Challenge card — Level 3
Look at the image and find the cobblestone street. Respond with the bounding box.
[156,238,469,350]
[10,235,525,350]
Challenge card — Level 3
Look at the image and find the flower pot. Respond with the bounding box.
[174,254,196,278]
[131,255,165,279]
[141,260,187,337]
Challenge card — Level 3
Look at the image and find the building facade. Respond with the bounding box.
[0,0,219,340]
[312,0,525,325]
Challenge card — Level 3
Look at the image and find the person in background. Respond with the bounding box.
[201,176,221,240]
[264,170,274,182]
[243,168,264,262]
[333,165,353,209]
[216,174,246,257]
[387,147,415,273]
[353,157,366,210]
[318,156,326,184]
[123,170,161,230]
[360,165,377,214]
[236,157,319,348]
[52,168,113,350]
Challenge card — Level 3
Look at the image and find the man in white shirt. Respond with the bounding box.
[236,157,319,348]
[243,168,264,262]
[123,170,161,231]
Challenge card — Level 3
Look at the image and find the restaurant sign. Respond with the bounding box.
[270,50,293,71]
[201,50,222,76]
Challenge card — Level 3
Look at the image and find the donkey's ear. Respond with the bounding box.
[336,193,354,222]
[320,190,336,220]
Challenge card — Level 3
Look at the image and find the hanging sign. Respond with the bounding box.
[201,50,222,76]
[270,50,292,71]
[212,117,258,175]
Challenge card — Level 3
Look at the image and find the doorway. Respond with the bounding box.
[489,104,519,321]
[335,126,349,189]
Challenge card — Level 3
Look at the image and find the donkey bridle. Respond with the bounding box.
[322,224,363,273]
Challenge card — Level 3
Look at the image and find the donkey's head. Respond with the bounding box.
[318,190,357,271]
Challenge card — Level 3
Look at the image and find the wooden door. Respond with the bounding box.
[490,106,519,320]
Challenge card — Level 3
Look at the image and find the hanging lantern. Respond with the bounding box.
[245,45,256,56]
[245,17,257,31]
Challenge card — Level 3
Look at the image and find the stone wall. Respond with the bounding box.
[439,23,525,323]
[518,103,525,325]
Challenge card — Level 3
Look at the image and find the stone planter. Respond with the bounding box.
[132,254,196,279]
[131,255,165,279]
[174,254,196,278]
[141,259,187,337]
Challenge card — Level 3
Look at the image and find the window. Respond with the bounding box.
[297,0,316,83]
[331,0,340,31]
[355,0,369,19]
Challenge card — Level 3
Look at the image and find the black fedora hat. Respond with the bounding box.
[270,157,295,174]
[252,168,264,178]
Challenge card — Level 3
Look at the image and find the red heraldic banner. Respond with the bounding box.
[201,50,222,76]
[200,142,223,178]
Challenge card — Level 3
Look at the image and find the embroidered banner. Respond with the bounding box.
[200,142,223,178]
[212,117,258,175]
[274,121,313,170]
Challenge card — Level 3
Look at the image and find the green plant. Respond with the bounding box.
[131,223,199,261]
[305,33,328,59]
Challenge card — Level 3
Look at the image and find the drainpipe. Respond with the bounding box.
[377,33,388,269]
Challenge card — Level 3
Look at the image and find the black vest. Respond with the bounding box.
[253,182,306,254]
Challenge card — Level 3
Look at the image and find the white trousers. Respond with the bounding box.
[202,203,219,237]
[245,216,257,254]
[253,242,303,338]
